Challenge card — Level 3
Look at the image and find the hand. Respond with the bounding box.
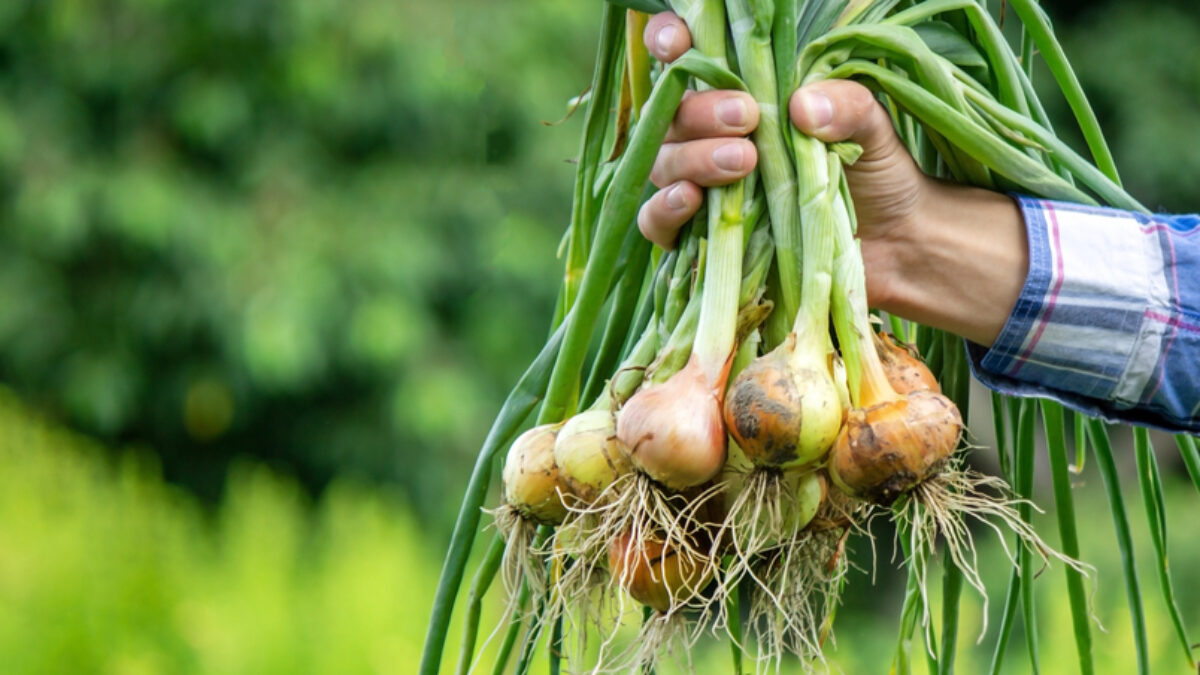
[636,13,760,248]
[639,13,1028,347]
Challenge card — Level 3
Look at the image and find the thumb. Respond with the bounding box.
[788,80,905,165]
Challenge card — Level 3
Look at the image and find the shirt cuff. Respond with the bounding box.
[966,195,1200,433]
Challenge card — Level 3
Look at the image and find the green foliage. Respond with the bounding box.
[0,0,600,528]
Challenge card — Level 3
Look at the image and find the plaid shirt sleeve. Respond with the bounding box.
[967,195,1200,433]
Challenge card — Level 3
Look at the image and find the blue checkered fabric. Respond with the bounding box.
[968,196,1200,433]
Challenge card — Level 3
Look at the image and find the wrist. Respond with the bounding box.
[869,180,1029,347]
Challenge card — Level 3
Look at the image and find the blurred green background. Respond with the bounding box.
[0,0,1197,672]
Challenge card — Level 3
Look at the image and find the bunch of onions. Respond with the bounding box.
[422,2,1146,673]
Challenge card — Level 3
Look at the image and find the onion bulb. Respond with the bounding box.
[617,355,727,491]
[554,409,632,505]
[608,531,714,613]
[829,389,962,506]
[723,333,843,470]
[501,423,569,524]
[875,331,939,394]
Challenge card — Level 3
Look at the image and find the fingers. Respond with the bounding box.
[788,80,907,164]
[650,137,757,188]
[638,181,702,250]
[640,12,758,250]
[644,12,691,63]
[665,90,758,143]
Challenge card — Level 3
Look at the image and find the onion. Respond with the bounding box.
[617,354,728,491]
[828,389,962,505]
[875,331,940,394]
[608,530,714,613]
[501,423,569,524]
[554,409,632,505]
[724,333,843,470]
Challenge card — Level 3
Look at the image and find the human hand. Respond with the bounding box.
[638,12,928,311]
[638,12,1027,347]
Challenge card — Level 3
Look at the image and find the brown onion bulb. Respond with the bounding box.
[554,409,632,505]
[723,334,843,470]
[828,390,962,505]
[501,423,568,525]
[608,531,714,613]
[875,332,939,394]
[617,356,726,491]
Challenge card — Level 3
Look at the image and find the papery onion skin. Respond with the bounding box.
[723,337,843,470]
[876,332,940,395]
[501,423,568,525]
[829,390,962,505]
[617,356,727,491]
[554,409,631,505]
[608,532,714,613]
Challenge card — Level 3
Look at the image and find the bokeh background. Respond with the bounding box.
[0,0,1198,672]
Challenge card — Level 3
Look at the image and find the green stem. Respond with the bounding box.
[693,177,746,386]
[728,582,744,674]
[671,0,746,388]
[1005,0,1122,184]
[1088,419,1151,675]
[557,5,625,327]
[582,222,655,404]
[939,545,964,675]
[988,398,1035,675]
[1134,428,1196,668]
[828,164,890,407]
[539,50,743,425]
[727,0,804,327]
[825,60,1096,204]
[1040,401,1094,675]
[1015,400,1040,675]
[1176,434,1200,494]
[490,583,531,675]
[420,325,565,675]
[455,535,505,675]
[789,135,836,364]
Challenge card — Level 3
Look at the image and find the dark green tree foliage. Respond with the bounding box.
[0,0,597,529]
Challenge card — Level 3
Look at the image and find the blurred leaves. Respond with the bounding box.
[0,0,597,529]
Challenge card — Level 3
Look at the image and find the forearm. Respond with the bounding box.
[865,179,1027,348]
[874,189,1200,433]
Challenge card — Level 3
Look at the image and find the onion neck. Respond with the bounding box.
[829,160,900,409]
[672,0,742,391]
[788,133,837,369]
[727,0,802,345]
[692,178,746,390]
[589,318,661,412]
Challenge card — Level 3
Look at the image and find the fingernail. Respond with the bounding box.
[665,184,688,210]
[712,143,745,172]
[800,90,834,130]
[656,25,677,57]
[715,97,748,128]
